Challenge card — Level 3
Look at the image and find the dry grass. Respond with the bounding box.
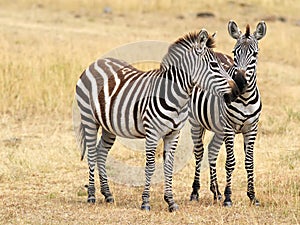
[0,0,300,224]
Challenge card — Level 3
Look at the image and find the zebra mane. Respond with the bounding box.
[245,24,250,38]
[161,31,216,69]
[174,31,216,49]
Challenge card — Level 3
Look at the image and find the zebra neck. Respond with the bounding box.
[239,75,259,102]
[160,65,194,96]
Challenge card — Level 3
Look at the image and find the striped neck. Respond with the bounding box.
[239,69,258,100]
[159,65,194,96]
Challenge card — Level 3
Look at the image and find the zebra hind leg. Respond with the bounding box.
[190,126,206,202]
[97,128,116,203]
[84,124,99,204]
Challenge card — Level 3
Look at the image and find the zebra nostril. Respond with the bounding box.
[232,70,247,94]
[241,70,246,78]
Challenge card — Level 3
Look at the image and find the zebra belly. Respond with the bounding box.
[107,97,189,138]
[108,105,146,138]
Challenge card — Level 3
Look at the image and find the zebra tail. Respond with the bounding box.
[78,123,87,161]
[72,99,87,161]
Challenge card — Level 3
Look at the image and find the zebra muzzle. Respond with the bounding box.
[232,69,248,94]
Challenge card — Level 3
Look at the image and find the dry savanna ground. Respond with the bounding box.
[1,0,300,224]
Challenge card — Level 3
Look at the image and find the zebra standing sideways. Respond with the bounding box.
[189,21,267,207]
[75,29,241,212]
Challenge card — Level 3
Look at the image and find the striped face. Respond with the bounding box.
[232,35,259,83]
[228,21,267,84]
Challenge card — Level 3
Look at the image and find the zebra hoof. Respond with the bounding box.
[217,194,223,201]
[141,203,151,211]
[169,203,179,212]
[252,198,260,206]
[223,200,232,207]
[190,193,199,201]
[87,196,96,204]
[105,196,114,203]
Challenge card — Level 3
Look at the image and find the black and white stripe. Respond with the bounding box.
[189,21,267,206]
[74,29,240,212]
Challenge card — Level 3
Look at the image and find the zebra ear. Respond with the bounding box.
[198,29,209,49]
[254,21,267,40]
[212,32,217,39]
[228,20,241,39]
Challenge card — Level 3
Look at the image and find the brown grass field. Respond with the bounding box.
[1,0,300,224]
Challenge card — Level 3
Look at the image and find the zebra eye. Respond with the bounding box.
[195,46,203,54]
[210,62,219,68]
[253,52,258,57]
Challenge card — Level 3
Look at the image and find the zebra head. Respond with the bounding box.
[228,21,267,84]
[161,29,240,104]
[183,29,240,104]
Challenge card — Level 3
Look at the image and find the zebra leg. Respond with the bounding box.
[141,135,159,211]
[243,130,260,206]
[97,128,116,203]
[208,133,224,203]
[223,133,236,207]
[163,131,180,212]
[85,124,99,203]
[190,126,206,201]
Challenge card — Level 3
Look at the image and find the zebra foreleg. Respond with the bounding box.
[163,131,180,212]
[223,133,236,207]
[141,135,158,211]
[243,131,260,206]
[208,133,223,203]
[190,126,206,201]
[97,129,116,203]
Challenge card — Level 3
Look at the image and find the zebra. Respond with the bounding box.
[74,29,241,212]
[189,21,267,207]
